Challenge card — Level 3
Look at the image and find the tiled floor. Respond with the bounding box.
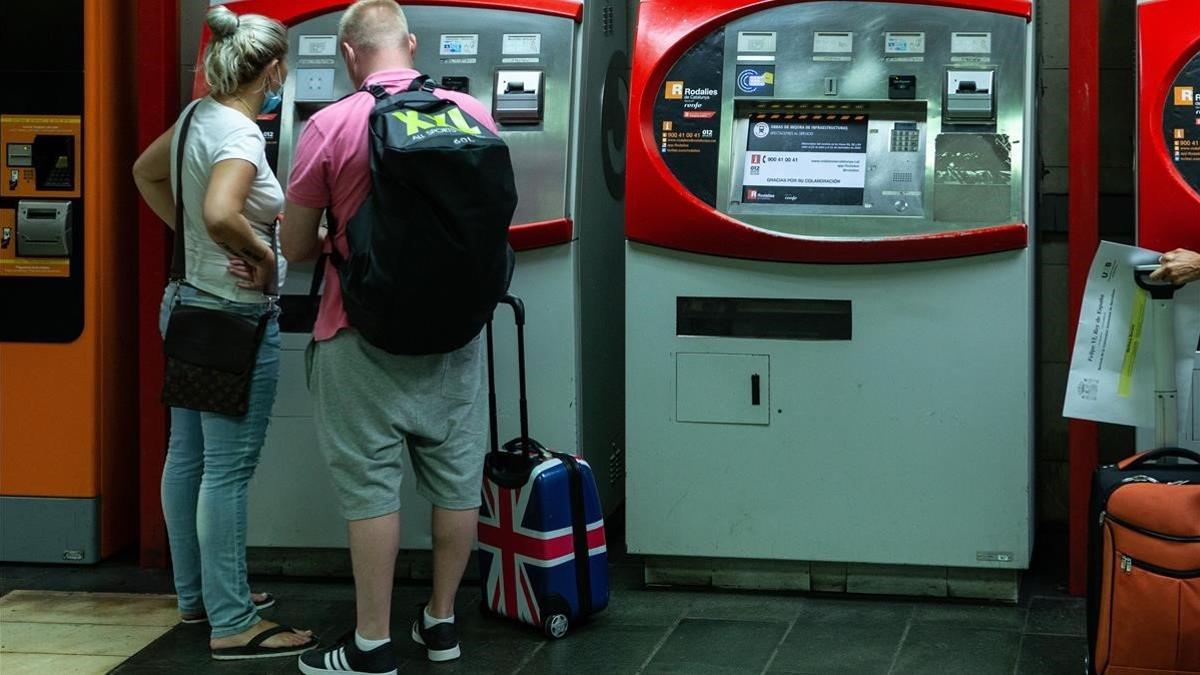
[0,590,178,674]
[0,548,1088,675]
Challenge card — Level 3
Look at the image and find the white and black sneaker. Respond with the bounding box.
[410,604,462,662]
[298,632,397,675]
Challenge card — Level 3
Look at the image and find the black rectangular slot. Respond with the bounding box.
[677,297,852,341]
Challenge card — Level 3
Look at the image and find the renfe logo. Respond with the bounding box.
[665,81,684,100]
[1176,86,1195,106]
[751,154,762,164]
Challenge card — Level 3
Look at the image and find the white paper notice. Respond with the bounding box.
[742,151,865,188]
[1063,241,1200,429]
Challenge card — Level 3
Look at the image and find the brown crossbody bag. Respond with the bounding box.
[160,102,277,417]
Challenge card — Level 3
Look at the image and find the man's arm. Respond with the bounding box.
[281,204,325,263]
[283,117,330,263]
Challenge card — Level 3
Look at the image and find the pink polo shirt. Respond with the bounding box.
[286,68,498,341]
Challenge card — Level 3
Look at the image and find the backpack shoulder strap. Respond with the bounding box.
[405,74,439,93]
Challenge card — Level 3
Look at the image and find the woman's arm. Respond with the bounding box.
[132,125,176,229]
[203,159,276,289]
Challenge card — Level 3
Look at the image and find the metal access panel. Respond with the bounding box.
[232,1,629,553]
[625,0,1036,580]
[626,245,1034,569]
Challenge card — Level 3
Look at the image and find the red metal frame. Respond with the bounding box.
[625,0,1033,264]
[1067,0,1100,597]
[136,0,178,569]
[1137,0,1200,253]
[509,218,575,251]
[193,0,579,250]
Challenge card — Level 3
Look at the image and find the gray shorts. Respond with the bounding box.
[306,329,488,520]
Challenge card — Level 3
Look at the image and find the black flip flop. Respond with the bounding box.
[210,625,318,661]
[181,593,276,625]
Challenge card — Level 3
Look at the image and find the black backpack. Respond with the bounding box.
[329,75,517,355]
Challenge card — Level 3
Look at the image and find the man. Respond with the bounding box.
[281,2,498,673]
[1151,248,1200,285]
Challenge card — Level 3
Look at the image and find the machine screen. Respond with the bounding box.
[741,116,868,206]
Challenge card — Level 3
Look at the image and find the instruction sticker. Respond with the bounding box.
[439,34,478,57]
[741,117,868,205]
[951,32,992,54]
[813,32,853,62]
[735,65,775,96]
[502,33,541,55]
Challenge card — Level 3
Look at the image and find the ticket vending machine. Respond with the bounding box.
[1136,0,1200,453]
[625,0,1035,599]
[183,0,628,558]
[0,0,138,563]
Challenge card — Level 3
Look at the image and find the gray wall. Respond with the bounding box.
[179,0,1140,530]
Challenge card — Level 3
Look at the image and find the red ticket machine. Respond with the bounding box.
[140,0,628,559]
[1137,0,1200,452]
[625,0,1036,598]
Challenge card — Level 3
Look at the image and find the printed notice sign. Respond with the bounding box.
[439,34,479,56]
[741,118,868,205]
[502,33,541,55]
[1063,241,1200,429]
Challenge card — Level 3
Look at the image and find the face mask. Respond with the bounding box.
[260,88,282,115]
[260,68,283,115]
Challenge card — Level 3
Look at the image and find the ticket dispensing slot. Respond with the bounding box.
[16,200,71,257]
[945,70,996,123]
[493,70,543,125]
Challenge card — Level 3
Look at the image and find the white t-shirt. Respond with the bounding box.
[170,97,286,304]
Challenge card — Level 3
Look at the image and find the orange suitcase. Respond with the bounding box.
[1086,268,1200,675]
[1087,449,1200,675]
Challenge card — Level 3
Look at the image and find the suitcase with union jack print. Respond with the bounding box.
[477,295,610,639]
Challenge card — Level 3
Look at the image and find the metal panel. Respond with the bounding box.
[676,353,770,425]
[626,243,1034,568]
[0,496,100,564]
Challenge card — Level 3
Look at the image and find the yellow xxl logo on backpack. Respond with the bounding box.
[392,107,482,136]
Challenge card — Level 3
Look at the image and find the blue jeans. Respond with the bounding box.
[158,282,280,638]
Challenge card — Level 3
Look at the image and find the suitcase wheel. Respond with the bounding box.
[542,612,569,639]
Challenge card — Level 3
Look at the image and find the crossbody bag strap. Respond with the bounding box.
[169,101,201,282]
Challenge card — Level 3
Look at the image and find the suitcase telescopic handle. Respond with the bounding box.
[1119,447,1200,469]
[485,294,534,455]
[1134,266,1184,299]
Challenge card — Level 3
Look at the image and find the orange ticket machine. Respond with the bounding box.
[0,1,138,563]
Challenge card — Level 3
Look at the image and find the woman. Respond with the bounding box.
[132,6,315,660]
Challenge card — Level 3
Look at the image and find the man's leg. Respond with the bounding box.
[349,512,401,639]
[428,506,479,618]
